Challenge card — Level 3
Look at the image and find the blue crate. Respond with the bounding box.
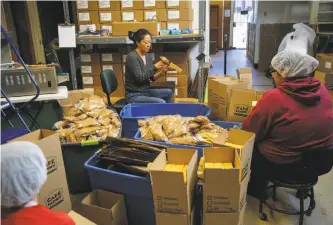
[84,154,155,225]
[134,121,242,154]
[120,103,212,138]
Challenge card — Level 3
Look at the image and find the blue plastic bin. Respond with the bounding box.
[120,103,212,138]
[85,154,156,225]
[134,121,242,156]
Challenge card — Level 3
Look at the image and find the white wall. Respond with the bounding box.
[254,1,310,63]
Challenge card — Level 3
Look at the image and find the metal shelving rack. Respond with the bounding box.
[63,0,207,102]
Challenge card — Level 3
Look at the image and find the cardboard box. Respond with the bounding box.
[112,22,159,36]
[175,87,188,98]
[166,63,188,75]
[79,23,101,32]
[227,88,257,123]
[316,53,333,74]
[77,0,99,11]
[121,0,143,10]
[81,53,101,76]
[167,21,192,30]
[99,11,121,23]
[203,148,252,212]
[203,203,246,225]
[10,130,72,212]
[144,0,166,9]
[101,53,122,64]
[175,98,199,103]
[166,75,188,87]
[150,148,198,215]
[167,9,193,21]
[155,211,191,225]
[121,10,144,22]
[82,74,101,86]
[144,9,167,21]
[81,189,128,225]
[166,0,191,9]
[68,211,96,225]
[255,91,265,101]
[101,63,123,76]
[160,22,167,30]
[315,71,333,90]
[78,11,99,23]
[237,68,252,89]
[100,24,112,34]
[165,52,188,64]
[98,0,121,11]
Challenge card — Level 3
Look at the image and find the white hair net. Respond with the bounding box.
[1,141,47,208]
[278,23,316,56]
[271,50,319,78]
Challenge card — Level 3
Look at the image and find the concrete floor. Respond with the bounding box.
[209,49,333,225]
[209,49,272,91]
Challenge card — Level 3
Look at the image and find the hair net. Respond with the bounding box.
[271,50,319,78]
[1,141,47,208]
[278,23,316,56]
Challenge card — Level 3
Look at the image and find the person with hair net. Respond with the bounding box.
[242,50,333,199]
[1,142,74,225]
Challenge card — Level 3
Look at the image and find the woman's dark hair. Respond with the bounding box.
[128,29,151,46]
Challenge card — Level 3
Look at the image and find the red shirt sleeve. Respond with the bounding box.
[242,91,275,141]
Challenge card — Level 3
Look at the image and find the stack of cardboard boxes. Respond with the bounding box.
[208,69,264,122]
[77,0,193,36]
[203,129,255,225]
[81,52,125,97]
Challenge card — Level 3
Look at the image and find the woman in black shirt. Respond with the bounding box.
[125,29,173,103]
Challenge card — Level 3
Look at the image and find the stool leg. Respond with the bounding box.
[307,187,315,216]
[272,185,277,201]
[259,182,268,221]
[299,190,304,225]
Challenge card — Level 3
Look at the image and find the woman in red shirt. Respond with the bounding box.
[243,50,333,198]
[1,141,74,225]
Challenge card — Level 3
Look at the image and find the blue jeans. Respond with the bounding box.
[126,89,173,103]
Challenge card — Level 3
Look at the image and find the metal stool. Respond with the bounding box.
[259,177,318,225]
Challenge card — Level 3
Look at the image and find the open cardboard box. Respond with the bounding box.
[237,68,252,90]
[202,129,255,213]
[150,148,198,225]
[10,130,72,212]
[80,189,128,225]
[68,211,96,225]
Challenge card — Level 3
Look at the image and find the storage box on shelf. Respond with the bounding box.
[120,103,211,138]
[120,0,144,10]
[99,11,121,24]
[144,9,167,21]
[98,0,121,11]
[143,0,166,9]
[316,53,333,74]
[81,53,102,89]
[77,0,99,11]
[112,21,159,36]
[121,10,144,22]
[78,11,100,30]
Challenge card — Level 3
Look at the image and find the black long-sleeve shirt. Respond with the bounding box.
[125,50,157,93]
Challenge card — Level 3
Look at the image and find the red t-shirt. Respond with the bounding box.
[2,205,75,225]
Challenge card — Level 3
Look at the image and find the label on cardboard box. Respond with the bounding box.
[99,0,110,8]
[167,77,178,85]
[326,62,332,69]
[103,65,114,71]
[168,10,180,19]
[44,188,65,209]
[81,66,92,74]
[123,55,127,62]
[144,0,156,7]
[79,13,90,21]
[46,156,58,174]
[77,0,88,9]
[102,53,113,62]
[101,25,112,33]
[79,25,89,32]
[167,23,179,30]
[81,54,91,62]
[100,13,112,21]
[123,65,126,74]
[122,12,134,21]
[83,77,93,85]
[145,11,157,20]
[167,0,179,7]
[121,0,133,8]
[175,88,178,96]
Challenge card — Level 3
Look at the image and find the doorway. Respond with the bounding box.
[232,1,252,49]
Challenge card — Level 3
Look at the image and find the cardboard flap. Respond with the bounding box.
[150,149,167,171]
[111,196,128,225]
[204,147,234,163]
[205,168,240,185]
[155,212,189,225]
[227,129,255,146]
[168,148,196,165]
[68,211,97,225]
